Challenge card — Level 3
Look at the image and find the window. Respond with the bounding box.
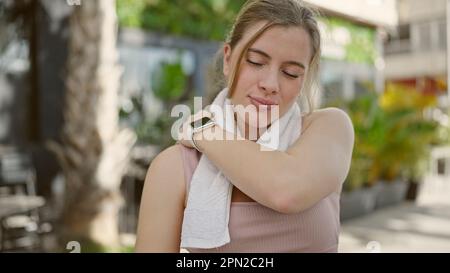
[384,24,412,55]
[398,24,410,40]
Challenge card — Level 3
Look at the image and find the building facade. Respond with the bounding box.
[305,0,398,104]
[384,0,448,106]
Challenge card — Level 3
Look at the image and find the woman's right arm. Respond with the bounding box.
[134,145,186,252]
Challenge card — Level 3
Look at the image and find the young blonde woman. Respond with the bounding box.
[135,0,354,253]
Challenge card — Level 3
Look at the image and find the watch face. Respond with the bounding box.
[191,117,212,129]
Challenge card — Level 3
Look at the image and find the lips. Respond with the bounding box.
[248,95,278,106]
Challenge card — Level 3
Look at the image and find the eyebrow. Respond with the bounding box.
[247,48,306,69]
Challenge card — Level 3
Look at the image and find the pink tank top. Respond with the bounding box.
[179,144,340,253]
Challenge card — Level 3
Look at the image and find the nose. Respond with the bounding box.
[258,67,280,95]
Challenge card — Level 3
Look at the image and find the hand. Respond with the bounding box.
[176,110,214,149]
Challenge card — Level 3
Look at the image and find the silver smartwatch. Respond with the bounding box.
[189,116,216,152]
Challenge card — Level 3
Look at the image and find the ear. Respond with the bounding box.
[223,44,232,78]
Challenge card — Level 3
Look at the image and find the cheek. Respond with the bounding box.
[236,65,260,87]
[230,69,257,102]
[230,92,249,109]
[279,86,301,113]
[285,89,300,101]
[281,82,302,101]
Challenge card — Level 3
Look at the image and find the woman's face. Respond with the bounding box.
[223,21,312,129]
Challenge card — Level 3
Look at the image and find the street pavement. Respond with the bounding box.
[339,175,450,253]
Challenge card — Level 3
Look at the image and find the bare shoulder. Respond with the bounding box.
[147,144,184,176]
[299,107,354,154]
[143,144,185,204]
[149,144,184,171]
[302,107,354,137]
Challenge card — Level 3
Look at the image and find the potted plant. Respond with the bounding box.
[335,83,440,218]
[340,155,380,221]
[372,83,439,207]
[335,92,382,220]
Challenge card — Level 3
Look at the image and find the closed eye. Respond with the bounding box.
[283,71,299,79]
[247,59,301,79]
[246,59,263,66]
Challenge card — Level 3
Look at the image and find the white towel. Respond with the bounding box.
[180,88,302,249]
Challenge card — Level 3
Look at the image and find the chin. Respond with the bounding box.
[236,113,271,129]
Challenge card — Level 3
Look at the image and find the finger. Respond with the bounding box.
[191,110,213,122]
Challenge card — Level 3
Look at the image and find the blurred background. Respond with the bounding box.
[0,0,449,253]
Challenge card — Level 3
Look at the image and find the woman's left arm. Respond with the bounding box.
[194,107,354,214]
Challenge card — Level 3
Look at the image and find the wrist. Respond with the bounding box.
[192,124,218,152]
[189,114,216,152]
[192,130,204,152]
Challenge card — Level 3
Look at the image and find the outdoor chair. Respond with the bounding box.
[0,149,46,252]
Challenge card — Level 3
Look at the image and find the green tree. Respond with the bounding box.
[116,0,246,40]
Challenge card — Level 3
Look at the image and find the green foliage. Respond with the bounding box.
[437,120,450,145]
[340,92,379,191]
[120,56,194,150]
[134,109,179,149]
[330,84,441,192]
[116,0,148,28]
[116,0,247,41]
[320,17,377,64]
[376,84,440,182]
[152,56,186,101]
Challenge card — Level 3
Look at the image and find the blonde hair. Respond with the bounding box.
[212,0,321,113]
